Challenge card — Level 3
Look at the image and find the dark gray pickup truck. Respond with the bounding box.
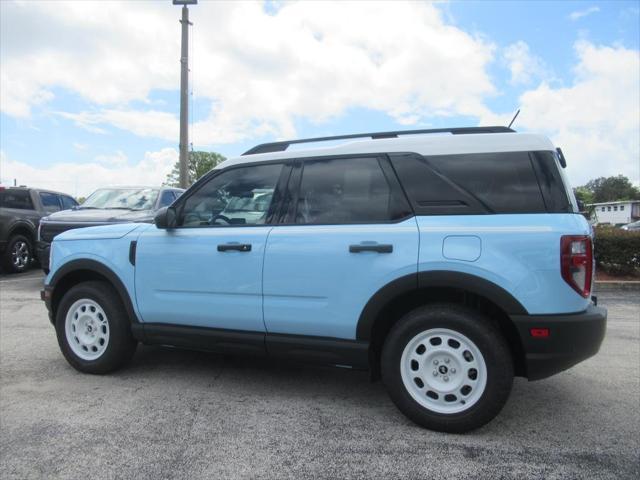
[0,187,78,273]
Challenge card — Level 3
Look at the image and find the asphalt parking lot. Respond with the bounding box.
[0,270,638,479]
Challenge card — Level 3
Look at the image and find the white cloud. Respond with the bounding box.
[1,1,497,143]
[0,148,177,197]
[503,41,548,86]
[569,6,600,21]
[499,41,640,186]
[72,142,89,152]
[59,110,178,140]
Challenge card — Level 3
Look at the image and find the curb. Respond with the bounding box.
[595,281,640,291]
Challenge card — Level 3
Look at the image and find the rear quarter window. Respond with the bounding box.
[391,151,550,214]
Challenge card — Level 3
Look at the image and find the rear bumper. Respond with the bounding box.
[512,304,607,380]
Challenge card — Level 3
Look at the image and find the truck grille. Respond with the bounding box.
[39,223,105,243]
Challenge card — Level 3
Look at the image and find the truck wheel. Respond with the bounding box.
[381,304,513,433]
[55,281,137,374]
[2,234,33,273]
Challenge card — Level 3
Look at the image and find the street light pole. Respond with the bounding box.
[174,0,197,188]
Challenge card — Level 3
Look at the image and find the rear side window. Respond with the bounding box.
[391,152,547,214]
[39,192,62,213]
[0,190,34,210]
[294,157,410,224]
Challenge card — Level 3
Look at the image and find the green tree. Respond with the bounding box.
[580,175,640,203]
[165,151,226,187]
[573,186,594,206]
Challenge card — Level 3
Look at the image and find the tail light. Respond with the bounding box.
[560,235,593,298]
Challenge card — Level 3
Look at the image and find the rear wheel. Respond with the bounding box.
[381,304,513,433]
[55,281,137,374]
[2,234,33,273]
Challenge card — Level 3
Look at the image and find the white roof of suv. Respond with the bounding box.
[217,131,556,170]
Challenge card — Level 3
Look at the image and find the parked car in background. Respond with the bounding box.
[37,186,184,273]
[621,220,640,231]
[0,186,78,273]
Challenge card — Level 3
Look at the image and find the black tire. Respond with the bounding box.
[2,234,33,273]
[55,281,137,374]
[381,304,513,433]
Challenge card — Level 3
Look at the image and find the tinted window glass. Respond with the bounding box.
[392,152,547,214]
[180,163,283,227]
[391,154,486,215]
[158,190,176,208]
[295,157,407,224]
[60,195,78,210]
[531,151,571,213]
[0,190,33,210]
[428,152,545,213]
[39,192,62,213]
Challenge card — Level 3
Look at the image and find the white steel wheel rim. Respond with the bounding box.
[400,328,488,414]
[65,299,110,361]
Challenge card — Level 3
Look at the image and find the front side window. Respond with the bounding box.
[294,157,408,224]
[82,188,159,211]
[39,192,62,213]
[179,163,283,227]
[60,195,78,210]
[158,190,176,208]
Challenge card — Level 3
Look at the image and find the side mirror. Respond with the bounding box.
[154,206,177,229]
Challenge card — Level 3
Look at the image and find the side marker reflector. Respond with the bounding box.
[530,328,550,338]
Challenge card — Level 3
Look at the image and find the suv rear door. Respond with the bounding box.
[134,162,287,332]
[262,155,419,340]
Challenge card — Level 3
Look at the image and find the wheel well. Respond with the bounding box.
[368,287,526,379]
[51,270,116,320]
[8,225,35,244]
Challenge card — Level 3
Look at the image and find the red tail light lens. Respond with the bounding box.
[560,235,593,298]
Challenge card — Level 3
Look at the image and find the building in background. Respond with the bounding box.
[590,200,640,225]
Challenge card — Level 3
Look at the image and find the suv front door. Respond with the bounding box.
[263,156,419,340]
[134,162,286,331]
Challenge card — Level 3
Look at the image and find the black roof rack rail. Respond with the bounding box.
[242,126,515,155]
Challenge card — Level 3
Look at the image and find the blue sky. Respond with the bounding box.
[1,0,638,197]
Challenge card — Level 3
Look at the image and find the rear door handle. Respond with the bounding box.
[349,244,393,253]
[217,243,252,252]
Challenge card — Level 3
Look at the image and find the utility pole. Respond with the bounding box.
[173,0,197,188]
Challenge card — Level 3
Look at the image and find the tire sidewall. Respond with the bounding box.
[55,281,136,374]
[381,305,513,432]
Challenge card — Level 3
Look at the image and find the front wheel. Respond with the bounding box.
[55,281,137,374]
[381,304,513,433]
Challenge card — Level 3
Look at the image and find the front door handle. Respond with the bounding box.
[349,244,393,253]
[217,243,252,252]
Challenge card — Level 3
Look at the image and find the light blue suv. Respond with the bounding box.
[42,127,607,432]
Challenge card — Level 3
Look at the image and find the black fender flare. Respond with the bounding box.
[7,219,37,239]
[356,270,528,341]
[49,259,140,325]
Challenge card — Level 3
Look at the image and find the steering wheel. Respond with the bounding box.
[212,214,231,225]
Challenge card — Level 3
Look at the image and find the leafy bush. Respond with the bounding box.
[593,227,640,276]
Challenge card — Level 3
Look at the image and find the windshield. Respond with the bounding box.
[81,188,159,211]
